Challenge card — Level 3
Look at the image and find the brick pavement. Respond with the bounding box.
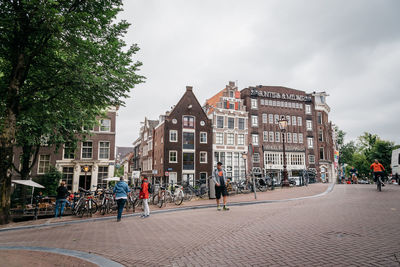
[0,183,328,230]
[0,250,98,267]
[0,184,399,266]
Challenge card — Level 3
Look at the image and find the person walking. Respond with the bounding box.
[55,181,69,218]
[139,176,150,218]
[113,176,130,222]
[212,162,229,211]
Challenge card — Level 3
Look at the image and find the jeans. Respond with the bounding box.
[142,198,150,216]
[55,199,67,218]
[116,199,126,220]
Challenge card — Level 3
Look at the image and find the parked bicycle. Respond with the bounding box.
[156,184,184,208]
[74,187,98,217]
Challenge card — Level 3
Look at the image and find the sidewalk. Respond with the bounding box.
[0,183,329,230]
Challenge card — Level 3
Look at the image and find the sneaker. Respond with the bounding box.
[144,215,150,218]
[223,206,230,211]
[117,218,121,222]
[140,214,145,218]
[217,206,222,211]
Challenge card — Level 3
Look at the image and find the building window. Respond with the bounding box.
[318,129,324,142]
[298,117,302,126]
[82,141,93,159]
[320,147,325,160]
[98,166,108,189]
[308,155,315,164]
[216,133,224,144]
[274,114,279,124]
[62,166,74,191]
[252,134,259,146]
[38,155,50,174]
[169,151,177,163]
[275,132,280,142]
[287,133,292,143]
[200,132,207,143]
[183,152,194,170]
[251,98,258,109]
[293,133,298,143]
[183,116,195,129]
[251,116,258,127]
[99,141,110,159]
[307,137,314,148]
[263,131,268,142]
[317,112,322,124]
[292,116,297,126]
[200,151,207,163]
[227,133,234,145]
[238,134,245,145]
[63,143,75,159]
[238,118,245,130]
[253,153,260,163]
[262,113,268,123]
[298,133,304,144]
[100,119,111,132]
[217,116,224,128]
[305,105,311,114]
[269,114,274,124]
[306,120,313,131]
[286,115,291,125]
[228,117,235,129]
[183,132,194,149]
[169,130,178,142]
[269,132,274,142]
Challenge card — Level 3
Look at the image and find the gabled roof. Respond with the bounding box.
[169,86,208,119]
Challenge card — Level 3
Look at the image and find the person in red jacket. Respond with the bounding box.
[139,176,150,218]
[370,159,385,186]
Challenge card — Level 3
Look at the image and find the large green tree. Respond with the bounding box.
[0,0,143,224]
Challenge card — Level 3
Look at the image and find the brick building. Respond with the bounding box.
[152,86,213,185]
[240,86,335,182]
[12,107,117,192]
[138,117,159,179]
[204,81,248,181]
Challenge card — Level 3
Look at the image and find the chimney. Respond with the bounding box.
[186,86,193,91]
[229,81,235,86]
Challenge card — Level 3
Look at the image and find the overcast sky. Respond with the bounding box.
[116,0,400,147]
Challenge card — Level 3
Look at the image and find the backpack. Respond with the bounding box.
[147,182,153,194]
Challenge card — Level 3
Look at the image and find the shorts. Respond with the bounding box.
[215,185,228,199]
[373,172,384,182]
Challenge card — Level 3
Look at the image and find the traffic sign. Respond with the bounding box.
[165,172,169,176]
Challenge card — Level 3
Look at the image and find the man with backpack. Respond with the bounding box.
[139,176,151,218]
[212,162,229,211]
[113,176,130,222]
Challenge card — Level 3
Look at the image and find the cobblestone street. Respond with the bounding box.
[1,184,399,266]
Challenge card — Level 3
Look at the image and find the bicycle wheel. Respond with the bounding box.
[377,177,382,192]
[174,191,183,205]
[158,192,165,208]
[152,194,159,206]
[90,200,98,216]
[100,200,107,215]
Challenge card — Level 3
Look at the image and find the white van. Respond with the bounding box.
[391,148,400,177]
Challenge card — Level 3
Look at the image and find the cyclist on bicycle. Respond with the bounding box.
[370,159,385,187]
[349,166,358,184]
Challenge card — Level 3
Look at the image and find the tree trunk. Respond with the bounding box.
[0,109,17,225]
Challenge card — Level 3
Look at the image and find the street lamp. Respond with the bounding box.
[83,165,90,190]
[242,152,247,181]
[268,160,274,190]
[278,116,289,187]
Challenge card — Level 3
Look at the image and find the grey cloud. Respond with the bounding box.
[116,0,400,146]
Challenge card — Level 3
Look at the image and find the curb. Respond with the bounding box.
[0,246,124,267]
[0,183,334,233]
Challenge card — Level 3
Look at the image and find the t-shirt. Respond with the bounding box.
[56,186,69,200]
[218,170,225,187]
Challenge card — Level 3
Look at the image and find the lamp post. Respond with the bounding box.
[83,165,90,190]
[242,152,247,181]
[278,116,289,187]
[268,160,274,190]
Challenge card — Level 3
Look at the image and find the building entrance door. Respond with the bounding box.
[79,175,91,190]
[182,174,194,186]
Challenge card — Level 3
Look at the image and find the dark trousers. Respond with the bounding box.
[116,199,126,220]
